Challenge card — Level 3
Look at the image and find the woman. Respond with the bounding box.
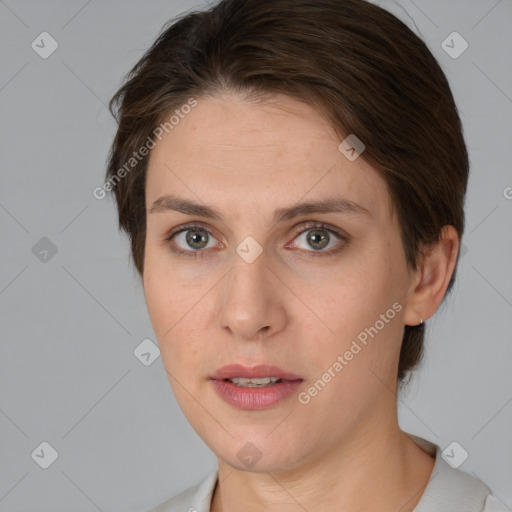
[104,0,506,510]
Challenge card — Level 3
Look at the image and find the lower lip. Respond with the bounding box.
[211,379,303,410]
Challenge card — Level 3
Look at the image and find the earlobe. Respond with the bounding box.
[403,226,460,327]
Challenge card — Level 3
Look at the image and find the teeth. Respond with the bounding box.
[229,377,282,387]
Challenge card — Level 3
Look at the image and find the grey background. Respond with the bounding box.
[1,0,511,511]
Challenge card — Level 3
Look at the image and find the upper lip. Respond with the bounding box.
[211,364,303,381]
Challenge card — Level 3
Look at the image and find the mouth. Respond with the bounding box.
[210,364,304,410]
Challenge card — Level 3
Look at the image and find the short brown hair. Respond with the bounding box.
[105,0,468,383]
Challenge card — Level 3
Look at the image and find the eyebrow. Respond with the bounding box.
[149,194,371,222]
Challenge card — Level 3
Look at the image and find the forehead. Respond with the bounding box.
[145,92,394,223]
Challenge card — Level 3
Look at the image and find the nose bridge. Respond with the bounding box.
[218,247,285,340]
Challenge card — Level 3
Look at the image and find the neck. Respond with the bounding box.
[210,424,435,512]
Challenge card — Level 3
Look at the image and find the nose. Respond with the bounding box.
[217,249,288,341]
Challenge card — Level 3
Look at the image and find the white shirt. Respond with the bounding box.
[147,433,507,511]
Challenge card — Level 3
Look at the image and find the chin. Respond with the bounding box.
[210,430,305,473]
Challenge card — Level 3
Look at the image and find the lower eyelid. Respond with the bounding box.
[287,229,346,254]
[166,224,347,256]
[169,227,219,253]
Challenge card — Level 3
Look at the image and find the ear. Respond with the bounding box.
[403,225,460,326]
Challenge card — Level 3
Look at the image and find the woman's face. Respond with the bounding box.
[143,92,419,472]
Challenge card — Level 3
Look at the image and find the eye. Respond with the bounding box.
[166,223,221,257]
[165,221,347,258]
[287,222,347,256]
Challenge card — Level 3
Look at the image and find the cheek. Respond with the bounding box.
[295,245,405,374]
[293,269,405,424]
[144,268,210,414]
[143,253,201,363]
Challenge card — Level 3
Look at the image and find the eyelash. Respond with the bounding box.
[164,221,348,259]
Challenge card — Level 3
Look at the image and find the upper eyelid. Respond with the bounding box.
[166,221,221,243]
[167,221,346,244]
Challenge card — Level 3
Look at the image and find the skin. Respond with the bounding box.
[143,92,459,512]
